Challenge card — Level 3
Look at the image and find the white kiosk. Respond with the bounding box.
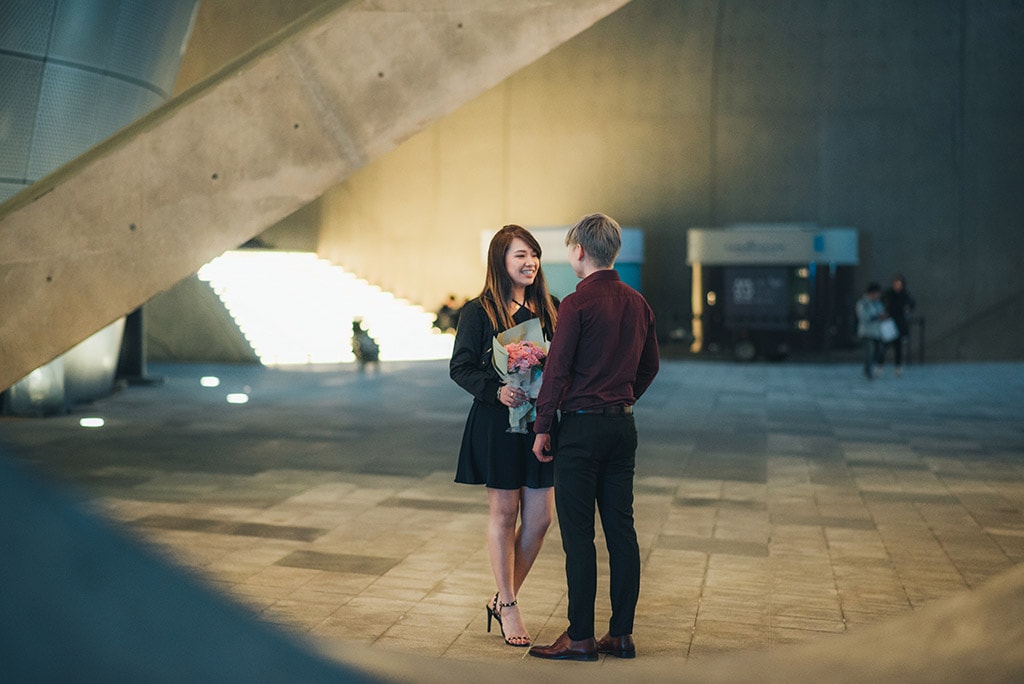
[687,224,859,360]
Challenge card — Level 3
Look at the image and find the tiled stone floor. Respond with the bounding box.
[2,358,1023,668]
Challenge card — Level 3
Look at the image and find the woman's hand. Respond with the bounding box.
[498,385,528,407]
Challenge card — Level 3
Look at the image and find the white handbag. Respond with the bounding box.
[879,318,899,342]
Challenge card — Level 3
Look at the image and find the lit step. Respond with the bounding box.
[197,250,454,365]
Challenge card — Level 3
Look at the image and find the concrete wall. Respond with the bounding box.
[312,0,1024,360]
[157,0,1024,362]
[171,0,327,95]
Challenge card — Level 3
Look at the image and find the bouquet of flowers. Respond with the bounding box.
[492,318,549,433]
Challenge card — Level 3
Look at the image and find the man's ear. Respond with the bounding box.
[570,243,585,262]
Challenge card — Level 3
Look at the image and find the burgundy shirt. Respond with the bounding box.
[534,269,659,434]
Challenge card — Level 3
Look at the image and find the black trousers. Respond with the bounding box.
[553,412,640,640]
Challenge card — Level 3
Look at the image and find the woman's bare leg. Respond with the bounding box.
[512,486,554,593]
[486,487,535,644]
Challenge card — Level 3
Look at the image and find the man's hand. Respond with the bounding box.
[533,433,553,462]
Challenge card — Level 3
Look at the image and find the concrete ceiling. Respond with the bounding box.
[0,0,633,391]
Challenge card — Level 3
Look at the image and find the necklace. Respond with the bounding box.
[511,299,526,309]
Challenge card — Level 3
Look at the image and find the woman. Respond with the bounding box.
[856,281,886,380]
[450,224,559,648]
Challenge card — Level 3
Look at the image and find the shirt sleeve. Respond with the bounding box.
[533,295,579,434]
[633,305,660,399]
[449,300,502,405]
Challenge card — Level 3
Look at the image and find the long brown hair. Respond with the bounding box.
[478,225,558,339]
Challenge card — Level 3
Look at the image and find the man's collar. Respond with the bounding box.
[578,268,621,288]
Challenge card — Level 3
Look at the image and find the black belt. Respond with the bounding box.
[574,405,633,415]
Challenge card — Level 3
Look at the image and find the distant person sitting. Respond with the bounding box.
[351,319,380,370]
[433,295,462,333]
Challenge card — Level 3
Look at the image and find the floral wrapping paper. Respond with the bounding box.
[492,318,549,433]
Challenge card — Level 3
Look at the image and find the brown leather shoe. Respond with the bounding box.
[597,633,636,658]
[528,631,598,661]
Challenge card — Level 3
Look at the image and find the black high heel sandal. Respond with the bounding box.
[485,593,531,647]
[485,592,501,633]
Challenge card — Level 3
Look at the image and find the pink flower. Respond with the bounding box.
[506,340,546,374]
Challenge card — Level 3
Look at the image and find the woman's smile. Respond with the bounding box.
[506,237,540,289]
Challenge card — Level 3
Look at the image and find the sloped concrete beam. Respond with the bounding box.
[0,0,631,391]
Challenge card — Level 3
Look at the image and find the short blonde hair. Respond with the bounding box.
[565,213,621,268]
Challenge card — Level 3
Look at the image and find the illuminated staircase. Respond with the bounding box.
[197,251,454,365]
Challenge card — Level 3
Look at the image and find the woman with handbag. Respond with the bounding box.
[449,224,559,648]
[856,282,887,380]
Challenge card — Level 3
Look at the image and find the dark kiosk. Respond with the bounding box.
[687,224,859,361]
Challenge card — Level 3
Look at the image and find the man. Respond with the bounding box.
[882,274,915,375]
[529,213,660,661]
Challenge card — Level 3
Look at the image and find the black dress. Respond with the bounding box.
[450,297,555,490]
